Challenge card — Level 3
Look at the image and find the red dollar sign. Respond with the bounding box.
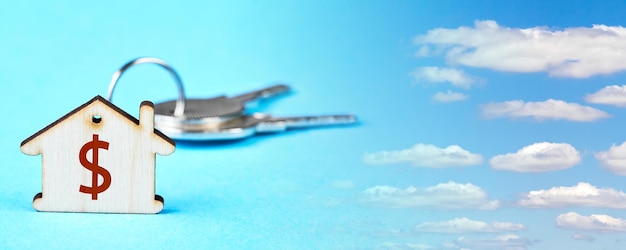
[79,134,111,200]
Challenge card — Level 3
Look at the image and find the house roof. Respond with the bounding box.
[21,95,175,147]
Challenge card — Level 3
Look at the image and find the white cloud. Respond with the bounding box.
[412,67,475,89]
[489,142,581,172]
[376,242,436,250]
[595,141,626,175]
[415,46,431,57]
[517,182,626,208]
[585,85,626,107]
[380,236,535,250]
[363,144,483,168]
[360,182,500,210]
[414,217,527,234]
[331,180,354,189]
[415,20,626,78]
[444,234,534,250]
[557,212,626,233]
[571,233,595,242]
[481,99,610,122]
[432,90,468,103]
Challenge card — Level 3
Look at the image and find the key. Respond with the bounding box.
[107,57,357,141]
[154,84,290,123]
[152,84,357,140]
[154,84,356,140]
[157,113,357,140]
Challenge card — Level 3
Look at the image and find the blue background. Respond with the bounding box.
[4,1,626,249]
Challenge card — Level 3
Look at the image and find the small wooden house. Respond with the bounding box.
[21,96,175,214]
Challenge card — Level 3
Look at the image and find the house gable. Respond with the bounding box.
[21,95,174,154]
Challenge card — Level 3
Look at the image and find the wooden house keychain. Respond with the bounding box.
[20,58,181,214]
[21,57,357,213]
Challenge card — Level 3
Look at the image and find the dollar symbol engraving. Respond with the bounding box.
[79,134,111,200]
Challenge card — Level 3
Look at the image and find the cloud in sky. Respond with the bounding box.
[414,217,527,234]
[595,141,626,175]
[489,142,581,172]
[571,233,595,242]
[517,182,626,208]
[444,234,534,250]
[557,212,626,233]
[376,242,435,250]
[412,66,475,89]
[585,85,626,107]
[380,235,534,250]
[415,20,626,78]
[360,181,500,210]
[363,144,483,168]
[432,90,468,103]
[481,99,610,122]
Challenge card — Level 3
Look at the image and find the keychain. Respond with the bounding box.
[108,57,357,141]
[20,57,356,214]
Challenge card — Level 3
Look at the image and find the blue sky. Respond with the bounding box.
[4,1,626,249]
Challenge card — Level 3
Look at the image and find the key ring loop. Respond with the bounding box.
[107,57,186,117]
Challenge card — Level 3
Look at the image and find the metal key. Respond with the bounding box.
[153,84,290,123]
[153,85,357,140]
[107,57,357,141]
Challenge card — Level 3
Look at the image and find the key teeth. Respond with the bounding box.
[256,84,291,99]
[335,114,357,124]
[269,114,358,129]
[267,84,291,94]
[232,84,292,104]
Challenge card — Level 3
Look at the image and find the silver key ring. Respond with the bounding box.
[107,57,186,117]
